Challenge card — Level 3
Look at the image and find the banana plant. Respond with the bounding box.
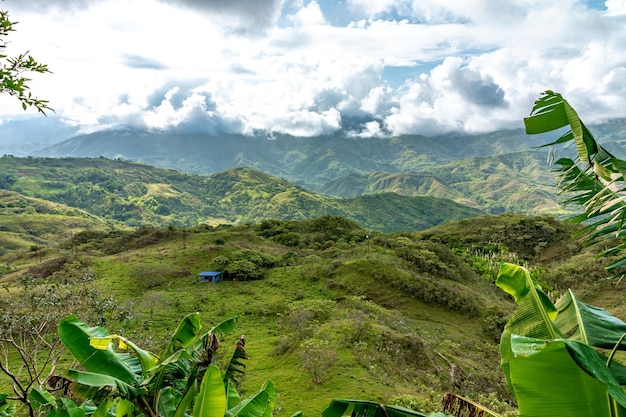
[497,262,626,416]
[524,90,626,276]
[55,313,272,417]
[0,394,15,417]
[321,399,452,417]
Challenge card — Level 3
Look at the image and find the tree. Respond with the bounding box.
[524,91,626,277]
[299,338,336,385]
[1,10,52,114]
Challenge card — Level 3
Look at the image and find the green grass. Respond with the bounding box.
[2,213,622,416]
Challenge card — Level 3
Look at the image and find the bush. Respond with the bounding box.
[226,259,264,281]
[281,299,336,338]
[299,338,336,384]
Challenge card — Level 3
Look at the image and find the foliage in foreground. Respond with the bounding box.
[524,90,626,277]
[34,313,278,417]
[497,262,626,416]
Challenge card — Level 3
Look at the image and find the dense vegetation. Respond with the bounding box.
[0,156,483,233]
[1,211,623,416]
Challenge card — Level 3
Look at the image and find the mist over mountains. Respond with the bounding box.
[3,117,626,226]
[18,124,559,188]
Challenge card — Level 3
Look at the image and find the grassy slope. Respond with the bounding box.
[1,213,623,416]
[0,157,483,233]
[318,150,569,217]
[0,190,119,252]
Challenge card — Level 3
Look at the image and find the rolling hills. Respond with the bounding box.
[2,121,626,415]
[2,212,623,416]
[0,156,484,242]
[29,127,568,189]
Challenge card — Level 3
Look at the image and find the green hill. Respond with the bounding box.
[318,150,572,217]
[0,213,622,416]
[0,190,119,254]
[0,156,483,236]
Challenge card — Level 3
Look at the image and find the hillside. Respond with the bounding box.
[0,156,483,234]
[318,151,567,216]
[0,213,623,416]
[31,127,573,188]
[0,190,120,253]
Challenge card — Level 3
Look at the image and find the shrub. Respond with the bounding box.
[299,338,336,384]
[226,259,264,281]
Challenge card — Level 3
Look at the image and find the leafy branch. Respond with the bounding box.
[0,10,53,114]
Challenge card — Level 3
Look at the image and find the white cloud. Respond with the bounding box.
[288,1,326,26]
[2,0,626,138]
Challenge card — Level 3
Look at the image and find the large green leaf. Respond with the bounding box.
[0,393,15,417]
[259,381,275,417]
[164,313,203,357]
[496,263,561,394]
[524,90,626,277]
[496,263,559,339]
[224,390,268,417]
[67,370,140,399]
[89,335,159,375]
[524,91,597,162]
[208,317,239,337]
[321,399,433,417]
[58,315,138,385]
[554,289,626,350]
[507,335,626,417]
[523,91,569,134]
[29,387,56,408]
[193,365,226,417]
[225,381,241,411]
[224,336,249,386]
[174,372,199,417]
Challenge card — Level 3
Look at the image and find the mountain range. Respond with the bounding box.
[2,118,626,235]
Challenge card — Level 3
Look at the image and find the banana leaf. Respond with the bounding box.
[29,388,87,417]
[173,368,199,417]
[496,263,561,393]
[193,365,226,417]
[208,317,239,337]
[29,387,57,409]
[524,90,626,277]
[259,381,275,417]
[92,399,117,417]
[66,369,140,399]
[58,316,139,385]
[224,390,269,417]
[224,336,249,386]
[164,313,203,357]
[0,393,15,417]
[89,335,159,375]
[225,381,241,411]
[523,91,569,135]
[554,289,626,349]
[524,91,597,162]
[507,335,626,417]
[321,399,439,417]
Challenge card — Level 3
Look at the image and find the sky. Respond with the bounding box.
[1,0,626,138]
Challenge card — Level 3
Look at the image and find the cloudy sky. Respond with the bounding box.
[1,0,625,138]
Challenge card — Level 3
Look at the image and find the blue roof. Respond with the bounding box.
[198,271,221,276]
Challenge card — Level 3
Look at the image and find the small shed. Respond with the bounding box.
[198,271,221,283]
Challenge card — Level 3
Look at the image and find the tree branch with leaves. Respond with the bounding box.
[0,10,53,114]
